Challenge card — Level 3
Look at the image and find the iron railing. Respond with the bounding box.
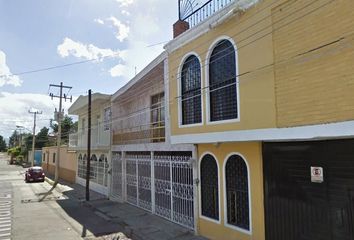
[179,0,235,27]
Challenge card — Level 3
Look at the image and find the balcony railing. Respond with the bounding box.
[112,122,165,145]
[69,124,110,149]
[179,0,235,27]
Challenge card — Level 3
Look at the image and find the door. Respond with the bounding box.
[263,140,354,240]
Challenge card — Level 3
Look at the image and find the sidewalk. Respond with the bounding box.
[46,176,207,240]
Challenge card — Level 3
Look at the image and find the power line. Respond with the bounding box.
[0,0,279,80]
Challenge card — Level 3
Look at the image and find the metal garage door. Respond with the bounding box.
[263,140,354,240]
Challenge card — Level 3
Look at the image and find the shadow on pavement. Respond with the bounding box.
[55,198,124,238]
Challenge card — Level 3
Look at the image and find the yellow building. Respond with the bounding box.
[165,0,354,239]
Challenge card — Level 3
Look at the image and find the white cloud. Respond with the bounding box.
[0,92,76,138]
[0,50,22,87]
[94,18,104,25]
[110,64,127,77]
[99,16,130,42]
[121,10,130,16]
[57,38,122,61]
[116,0,133,7]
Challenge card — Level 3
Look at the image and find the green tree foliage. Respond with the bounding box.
[0,135,7,152]
[35,127,49,148]
[8,130,19,148]
[50,115,78,144]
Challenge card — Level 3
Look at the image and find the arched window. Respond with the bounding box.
[209,39,237,122]
[225,155,249,230]
[181,55,202,125]
[200,154,219,220]
[78,154,82,161]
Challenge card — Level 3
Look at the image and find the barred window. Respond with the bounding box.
[209,39,237,122]
[181,55,202,125]
[225,155,250,230]
[200,154,219,220]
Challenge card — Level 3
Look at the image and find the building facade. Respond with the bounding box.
[42,146,77,183]
[165,0,354,239]
[109,52,198,230]
[68,93,111,195]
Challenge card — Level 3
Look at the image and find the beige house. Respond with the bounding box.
[68,93,111,195]
[41,146,77,183]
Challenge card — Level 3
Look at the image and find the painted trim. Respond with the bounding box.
[170,120,354,144]
[198,152,222,225]
[164,58,172,143]
[222,152,252,235]
[205,36,240,125]
[177,52,204,128]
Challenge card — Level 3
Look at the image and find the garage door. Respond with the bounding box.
[263,140,354,240]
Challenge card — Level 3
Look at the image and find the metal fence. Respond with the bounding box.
[111,151,195,229]
[179,0,235,27]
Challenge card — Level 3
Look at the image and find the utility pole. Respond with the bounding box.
[49,82,72,185]
[29,110,42,167]
[86,89,92,201]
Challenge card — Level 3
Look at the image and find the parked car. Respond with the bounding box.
[25,166,45,183]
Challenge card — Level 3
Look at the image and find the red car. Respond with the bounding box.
[25,166,45,182]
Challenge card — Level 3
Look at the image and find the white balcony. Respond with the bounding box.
[69,124,110,150]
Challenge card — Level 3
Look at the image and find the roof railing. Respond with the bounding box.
[179,0,235,28]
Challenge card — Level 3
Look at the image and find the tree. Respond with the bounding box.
[35,127,49,148]
[8,130,19,148]
[50,115,78,144]
[0,135,7,152]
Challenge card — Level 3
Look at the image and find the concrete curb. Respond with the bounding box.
[44,177,55,185]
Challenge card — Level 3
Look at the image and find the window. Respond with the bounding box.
[151,92,165,142]
[225,155,249,230]
[104,108,111,131]
[209,39,237,122]
[181,55,202,125]
[43,153,45,162]
[52,153,56,163]
[200,154,219,220]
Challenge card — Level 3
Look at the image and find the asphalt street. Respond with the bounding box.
[0,153,121,240]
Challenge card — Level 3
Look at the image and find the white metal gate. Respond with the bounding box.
[154,152,194,229]
[125,152,152,211]
[111,152,123,201]
[110,151,194,230]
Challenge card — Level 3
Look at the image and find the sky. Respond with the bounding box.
[0,0,179,138]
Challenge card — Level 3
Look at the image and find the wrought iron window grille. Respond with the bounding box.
[181,55,202,125]
[209,39,238,122]
[225,155,250,230]
[200,154,219,220]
